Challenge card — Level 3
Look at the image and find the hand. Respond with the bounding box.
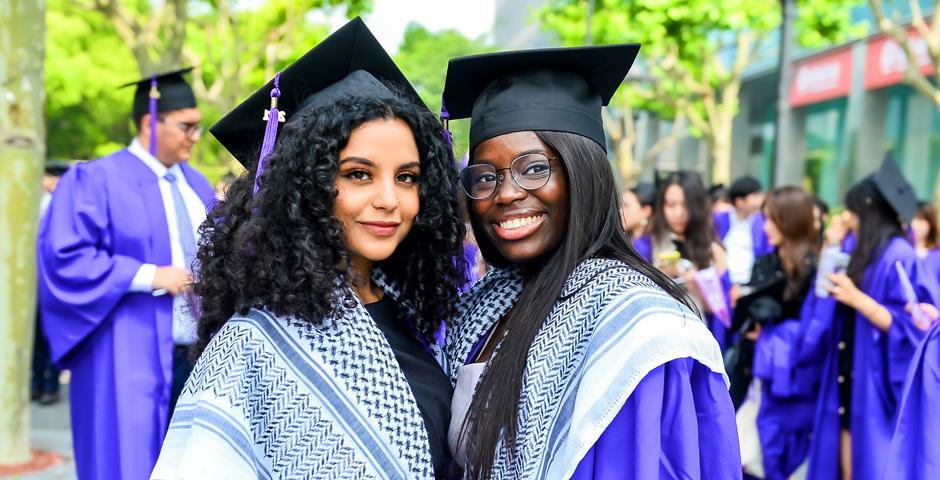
[729,284,741,309]
[905,302,939,332]
[659,262,683,279]
[682,269,702,302]
[826,272,861,308]
[152,266,192,296]
[745,323,762,341]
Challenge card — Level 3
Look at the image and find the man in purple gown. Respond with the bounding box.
[37,69,214,480]
[713,176,772,286]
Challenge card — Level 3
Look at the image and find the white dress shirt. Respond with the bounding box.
[126,139,208,345]
[724,212,756,285]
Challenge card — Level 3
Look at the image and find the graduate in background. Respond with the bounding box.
[714,176,772,286]
[637,170,734,350]
[37,69,214,479]
[620,182,655,240]
[443,45,740,479]
[31,160,71,406]
[806,156,931,480]
[739,186,821,479]
[911,201,939,258]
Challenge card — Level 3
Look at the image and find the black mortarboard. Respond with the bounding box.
[442,44,640,152]
[122,68,197,155]
[122,67,197,118]
[871,153,918,223]
[210,17,419,171]
[44,160,71,177]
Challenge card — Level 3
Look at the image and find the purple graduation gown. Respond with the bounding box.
[752,291,829,479]
[37,149,214,480]
[713,210,773,259]
[804,237,929,480]
[632,234,653,263]
[885,319,940,480]
[570,358,742,479]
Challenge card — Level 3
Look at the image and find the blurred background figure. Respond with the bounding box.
[31,160,71,406]
[911,201,939,258]
[808,157,930,480]
[732,186,821,479]
[620,181,655,239]
[812,196,831,247]
[37,69,215,480]
[637,170,733,350]
[714,176,771,287]
[710,183,733,214]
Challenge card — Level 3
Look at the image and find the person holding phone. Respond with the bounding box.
[637,170,733,350]
[804,157,933,480]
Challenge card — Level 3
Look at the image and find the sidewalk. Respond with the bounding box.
[4,386,76,480]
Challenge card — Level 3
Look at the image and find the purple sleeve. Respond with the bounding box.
[632,235,653,262]
[570,358,742,479]
[886,321,940,480]
[704,270,734,351]
[881,258,928,396]
[713,211,730,241]
[37,164,142,363]
[751,213,772,258]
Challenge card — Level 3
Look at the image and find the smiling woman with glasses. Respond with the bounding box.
[441,45,740,479]
[459,153,558,199]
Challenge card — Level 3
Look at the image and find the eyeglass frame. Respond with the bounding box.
[459,153,561,200]
[158,117,203,138]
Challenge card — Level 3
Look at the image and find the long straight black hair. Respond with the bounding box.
[844,178,905,286]
[650,170,715,269]
[461,131,693,478]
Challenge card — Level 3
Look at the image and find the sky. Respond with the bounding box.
[312,0,496,53]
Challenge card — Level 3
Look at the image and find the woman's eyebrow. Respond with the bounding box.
[397,161,420,170]
[338,157,375,167]
[473,148,549,165]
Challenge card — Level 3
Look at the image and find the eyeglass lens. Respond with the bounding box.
[460,153,553,199]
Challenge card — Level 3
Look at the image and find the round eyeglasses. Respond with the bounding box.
[459,153,559,200]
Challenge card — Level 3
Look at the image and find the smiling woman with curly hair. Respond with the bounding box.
[151,19,464,480]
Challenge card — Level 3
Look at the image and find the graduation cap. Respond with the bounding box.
[870,153,917,223]
[122,68,198,155]
[441,44,640,152]
[44,159,71,177]
[210,16,420,194]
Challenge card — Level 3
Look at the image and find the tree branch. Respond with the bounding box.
[870,0,940,105]
[642,113,688,169]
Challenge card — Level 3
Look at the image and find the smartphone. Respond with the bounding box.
[815,246,850,297]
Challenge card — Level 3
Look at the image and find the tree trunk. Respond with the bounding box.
[774,0,797,187]
[0,0,46,465]
[709,117,733,186]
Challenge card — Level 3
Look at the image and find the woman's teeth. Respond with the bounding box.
[499,215,544,230]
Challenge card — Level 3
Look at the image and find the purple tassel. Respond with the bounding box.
[253,72,284,195]
[440,98,453,146]
[148,75,159,156]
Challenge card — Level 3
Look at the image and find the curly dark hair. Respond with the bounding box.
[192,92,466,356]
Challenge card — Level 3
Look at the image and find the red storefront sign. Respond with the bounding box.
[790,48,853,107]
[866,27,934,90]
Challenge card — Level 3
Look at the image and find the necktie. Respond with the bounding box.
[163,172,196,267]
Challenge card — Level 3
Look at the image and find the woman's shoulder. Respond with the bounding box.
[884,236,918,260]
[198,308,300,361]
